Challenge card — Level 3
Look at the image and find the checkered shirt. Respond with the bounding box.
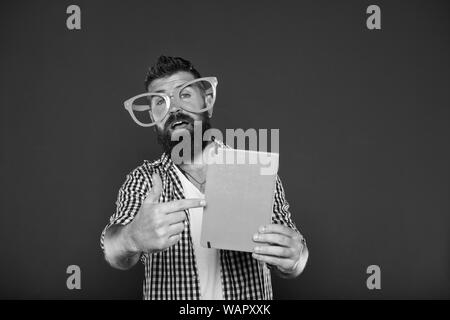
[100,141,302,300]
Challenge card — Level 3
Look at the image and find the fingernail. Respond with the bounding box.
[259,226,265,233]
[254,247,261,253]
[200,200,206,206]
[253,234,259,241]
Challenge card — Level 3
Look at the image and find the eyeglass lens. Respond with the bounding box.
[130,79,214,126]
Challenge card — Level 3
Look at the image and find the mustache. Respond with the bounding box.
[164,113,194,130]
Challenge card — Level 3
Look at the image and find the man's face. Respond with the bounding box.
[147,71,211,154]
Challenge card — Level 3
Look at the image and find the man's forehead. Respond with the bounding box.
[148,71,195,92]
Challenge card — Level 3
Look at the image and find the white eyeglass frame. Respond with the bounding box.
[124,76,218,127]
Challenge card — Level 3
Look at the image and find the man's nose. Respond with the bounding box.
[168,95,182,113]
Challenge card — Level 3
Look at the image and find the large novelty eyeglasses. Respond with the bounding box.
[124,77,218,127]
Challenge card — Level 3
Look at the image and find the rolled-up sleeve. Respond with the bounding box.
[271,175,301,235]
[100,167,150,252]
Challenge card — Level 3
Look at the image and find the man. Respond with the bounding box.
[101,56,309,299]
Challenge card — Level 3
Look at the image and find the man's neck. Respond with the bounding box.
[178,140,214,174]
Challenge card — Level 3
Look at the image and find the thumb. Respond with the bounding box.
[144,172,163,204]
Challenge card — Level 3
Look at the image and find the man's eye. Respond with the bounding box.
[180,93,191,99]
[156,99,164,105]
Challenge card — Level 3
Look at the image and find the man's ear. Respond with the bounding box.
[205,95,214,118]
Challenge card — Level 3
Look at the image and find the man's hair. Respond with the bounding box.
[144,55,202,90]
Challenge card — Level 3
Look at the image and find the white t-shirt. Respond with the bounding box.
[174,165,224,300]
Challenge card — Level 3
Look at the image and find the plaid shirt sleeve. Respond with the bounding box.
[272,175,302,235]
[100,167,150,252]
[267,175,306,272]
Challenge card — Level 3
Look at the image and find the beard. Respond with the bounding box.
[156,111,212,157]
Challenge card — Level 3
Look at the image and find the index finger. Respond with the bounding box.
[258,224,298,238]
[159,198,206,214]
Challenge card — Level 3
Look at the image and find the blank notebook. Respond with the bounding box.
[200,147,279,252]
